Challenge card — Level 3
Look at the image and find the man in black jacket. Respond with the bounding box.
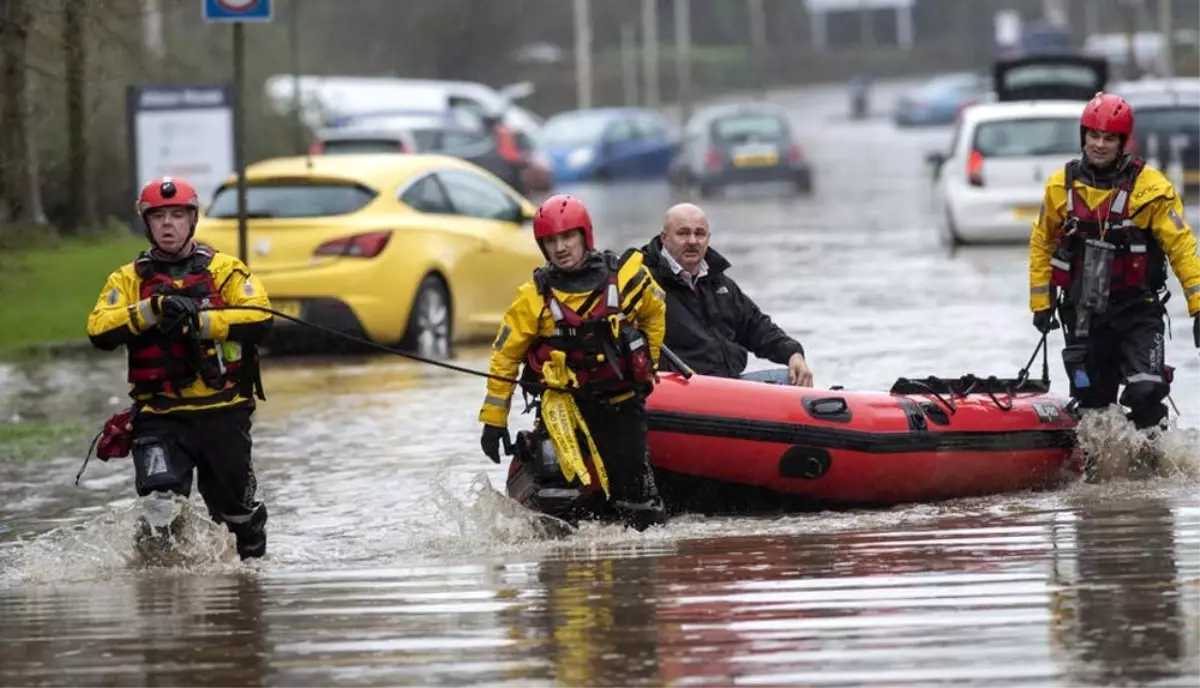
[640,203,814,385]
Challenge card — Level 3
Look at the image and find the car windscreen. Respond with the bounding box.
[711,115,789,144]
[206,182,377,219]
[320,138,404,154]
[972,117,1080,157]
[537,111,613,148]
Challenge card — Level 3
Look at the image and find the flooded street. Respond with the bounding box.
[2,79,1198,686]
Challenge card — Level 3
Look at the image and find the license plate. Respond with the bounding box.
[271,299,303,319]
[733,152,779,168]
[1012,205,1040,220]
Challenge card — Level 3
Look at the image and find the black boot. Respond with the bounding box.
[613,496,667,532]
[230,503,268,560]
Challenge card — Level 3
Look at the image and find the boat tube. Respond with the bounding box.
[505,368,1082,521]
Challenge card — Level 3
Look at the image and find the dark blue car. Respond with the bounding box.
[536,107,675,183]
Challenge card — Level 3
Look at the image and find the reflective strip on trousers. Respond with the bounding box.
[1126,373,1163,384]
[1031,285,1050,295]
[1186,284,1200,298]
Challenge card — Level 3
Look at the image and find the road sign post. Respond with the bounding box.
[203,0,273,265]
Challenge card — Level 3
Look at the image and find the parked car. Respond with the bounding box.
[1114,79,1200,198]
[668,101,812,198]
[194,154,544,357]
[311,115,553,195]
[927,55,1108,246]
[263,75,544,140]
[536,107,675,183]
[892,72,990,127]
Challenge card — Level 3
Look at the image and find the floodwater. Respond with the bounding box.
[2,79,1198,687]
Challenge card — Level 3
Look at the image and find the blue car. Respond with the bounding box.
[892,73,990,127]
[536,107,675,183]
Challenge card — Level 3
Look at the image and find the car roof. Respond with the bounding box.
[228,153,485,189]
[317,121,476,140]
[1118,91,1200,108]
[546,106,655,121]
[960,100,1085,125]
[691,101,790,122]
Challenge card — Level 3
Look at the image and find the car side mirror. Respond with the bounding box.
[925,151,947,168]
[514,203,535,224]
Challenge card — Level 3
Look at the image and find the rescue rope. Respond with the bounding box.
[205,305,573,392]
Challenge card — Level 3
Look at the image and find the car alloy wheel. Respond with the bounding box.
[413,283,450,359]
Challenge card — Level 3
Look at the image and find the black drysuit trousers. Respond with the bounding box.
[1060,302,1171,430]
[536,396,666,529]
[131,405,267,559]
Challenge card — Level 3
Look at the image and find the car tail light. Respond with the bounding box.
[314,231,392,258]
[967,149,985,187]
[308,140,325,155]
[704,149,723,170]
[788,143,805,164]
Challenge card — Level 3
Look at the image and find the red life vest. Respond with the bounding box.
[524,254,655,399]
[127,247,242,397]
[1050,158,1166,296]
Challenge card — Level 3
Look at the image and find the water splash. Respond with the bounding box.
[1075,405,1200,482]
[1,494,243,587]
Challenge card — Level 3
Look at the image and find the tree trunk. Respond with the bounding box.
[63,0,95,234]
[0,0,48,228]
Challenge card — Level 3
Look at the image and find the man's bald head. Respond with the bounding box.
[660,203,710,275]
[663,203,708,233]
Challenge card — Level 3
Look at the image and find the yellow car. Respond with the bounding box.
[194,153,546,357]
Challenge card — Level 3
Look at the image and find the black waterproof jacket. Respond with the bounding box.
[640,236,804,378]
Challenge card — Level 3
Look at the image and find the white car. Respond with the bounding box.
[929,100,1086,246]
[263,75,543,138]
[927,53,1112,246]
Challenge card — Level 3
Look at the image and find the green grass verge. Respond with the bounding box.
[0,223,146,357]
[0,419,94,462]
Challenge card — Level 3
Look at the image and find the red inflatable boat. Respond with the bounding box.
[645,370,1082,513]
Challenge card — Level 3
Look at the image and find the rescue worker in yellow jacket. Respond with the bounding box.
[479,194,669,531]
[86,176,274,560]
[1029,93,1200,453]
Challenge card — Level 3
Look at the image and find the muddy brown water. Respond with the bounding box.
[2,80,1198,687]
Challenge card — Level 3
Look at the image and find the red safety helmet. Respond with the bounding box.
[1080,92,1134,149]
[136,176,201,246]
[533,194,594,253]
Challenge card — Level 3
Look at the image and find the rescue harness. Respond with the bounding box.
[128,246,264,404]
[1050,158,1167,300]
[523,250,656,400]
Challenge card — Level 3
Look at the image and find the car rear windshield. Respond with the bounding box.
[206,182,377,219]
[972,117,1079,157]
[1136,106,1200,135]
[320,139,405,154]
[712,115,788,143]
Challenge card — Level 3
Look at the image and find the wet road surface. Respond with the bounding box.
[1,78,1198,686]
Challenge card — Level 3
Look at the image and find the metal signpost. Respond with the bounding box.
[203,0,273,264]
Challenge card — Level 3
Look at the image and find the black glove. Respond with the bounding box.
[1193,315,1199,349]
[159,295,200,334]
[1032,309,1059,334]
[480,424,510,464]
